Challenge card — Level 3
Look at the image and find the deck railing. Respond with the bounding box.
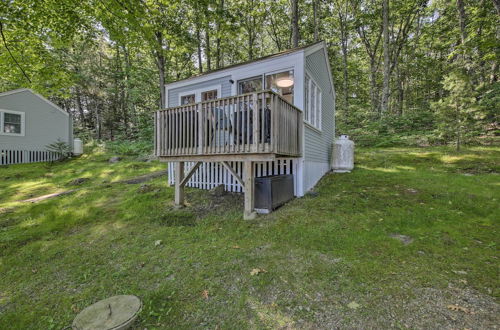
[155,90,302,158]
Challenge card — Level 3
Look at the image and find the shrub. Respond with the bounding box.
[105,140,153,156]
[45,139,72,161]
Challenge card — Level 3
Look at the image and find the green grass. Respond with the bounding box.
[0,147,498,329]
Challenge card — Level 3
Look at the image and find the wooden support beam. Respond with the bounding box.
[221,161,245,187]
[159,153,277,163]
[174,161,185,207]
[243,161,256,220]
[180,162,201,187]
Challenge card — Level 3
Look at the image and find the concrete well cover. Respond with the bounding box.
[72,295,142,330]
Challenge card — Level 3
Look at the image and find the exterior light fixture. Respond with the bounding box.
[276,77,294,88]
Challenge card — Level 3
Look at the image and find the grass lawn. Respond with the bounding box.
[0,147,498,329]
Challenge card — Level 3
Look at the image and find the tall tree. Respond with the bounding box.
[291,0,299,47]
[381,0,390,114]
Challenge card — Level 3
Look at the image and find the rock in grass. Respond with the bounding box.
[69,177,89,185]
[390,233,413,245]
[138,184,154,193]
[108,156,122,163]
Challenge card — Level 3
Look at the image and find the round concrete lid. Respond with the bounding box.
[72,295,142,330]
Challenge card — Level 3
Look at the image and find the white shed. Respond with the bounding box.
[0,88,73,165]
[155,41,335,218]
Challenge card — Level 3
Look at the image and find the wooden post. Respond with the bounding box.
[174,161,185,208]
[243,160,256,220]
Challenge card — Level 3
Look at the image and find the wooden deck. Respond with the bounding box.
[154,90,303,219]
[154,90,303,161]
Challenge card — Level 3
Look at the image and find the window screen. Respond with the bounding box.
[3,113,21,134]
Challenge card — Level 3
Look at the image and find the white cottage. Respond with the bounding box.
[155,41,335,218]
[0,88,73,165]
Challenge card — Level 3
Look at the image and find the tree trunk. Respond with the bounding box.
[370,59,379,113]
[456,104,461,151]
[248,25,254,60]
[196,26,203,73]
[215,0,224,69]
[381,0,390,114]
[205,24,211,71]
[291,0,299,47]
[493,0,500,15]
[456,0,469,72]
[313,0,319,41]
[338,10,349,110]
[155,31,167,109]
[75,88,85,127]
[456,0,467,45]
[122,44,131,136]
[396,64,404,115]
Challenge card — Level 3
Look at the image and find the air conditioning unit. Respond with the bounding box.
[254,174,294,214]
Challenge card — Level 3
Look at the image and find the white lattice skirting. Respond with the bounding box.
[167,159,298,195]
[1,149,60,165]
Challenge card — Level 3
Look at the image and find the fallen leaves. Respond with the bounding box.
[250,268,267,276]
[201,290,209,299]
[154,240,162,246]
[347,301,360,309]
[231,245,241,249]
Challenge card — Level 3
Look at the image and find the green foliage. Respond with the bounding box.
[105,140,153,156]
[45,139,72,160]
[0,0,498,147]
[432,70,479,150]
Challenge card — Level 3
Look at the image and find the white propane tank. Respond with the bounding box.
[332,135,354,172]
[73,138,83,156]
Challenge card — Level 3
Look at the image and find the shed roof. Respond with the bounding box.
[165,41,325,87]
[0,88,69,117]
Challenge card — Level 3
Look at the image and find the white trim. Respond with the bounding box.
[304,70,322,131]
[0,88,69,117]
[178,84,222,104]
[165,52,304,109]
[235,67,295,95]
[304,121,322,134]
[304,41,326,57]
[0,109,25,136]
[166,51,306,91]
[0,88,31,97]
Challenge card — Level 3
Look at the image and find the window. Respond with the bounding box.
[304,74,322,130]
[0,110,25,136]
[178,85,221,105]
[201,89,218,101]
[238,76,263,94]
[180,94,195,105]
[304,75,310,121]
[265,70,294,103]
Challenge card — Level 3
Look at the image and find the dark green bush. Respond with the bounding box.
[105,140,153,156]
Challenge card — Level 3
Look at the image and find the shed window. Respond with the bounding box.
[0,110,25,136]
[304,74,322,130]
[265,70,294,103]
[180,94,195,105]
[238,76,263,94]
[201,89,218,101]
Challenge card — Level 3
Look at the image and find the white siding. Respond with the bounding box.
[0,89,72,165]
[303,49,336,192]
[167,76,232,108]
